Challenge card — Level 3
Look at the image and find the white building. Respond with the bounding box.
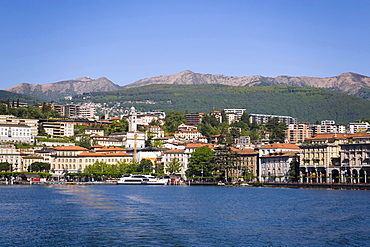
[224,109,246,124]
[260,151,299,182]
[147,126,165,138]
[0,115,39,136]
[42,122,74,137]
[162,143,214,179]
[84,128,105,136]
[321,120,336,125]
[249,114,297,125]
[0,124,34,144]
[258,143,300,181]
[348,122,370,134]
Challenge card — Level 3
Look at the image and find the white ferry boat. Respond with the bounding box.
[117,175,168,185]
[145,175,168,185]
[117,175,149,185]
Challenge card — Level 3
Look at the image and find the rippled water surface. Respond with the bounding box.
[1,185,370,246]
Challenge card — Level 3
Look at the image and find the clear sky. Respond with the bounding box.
[1,0,369,89]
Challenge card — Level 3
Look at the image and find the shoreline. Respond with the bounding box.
[2,181,370,190]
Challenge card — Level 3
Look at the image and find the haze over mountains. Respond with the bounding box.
[4,70,370,101]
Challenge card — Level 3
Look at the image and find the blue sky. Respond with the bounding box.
[1,0,369,89]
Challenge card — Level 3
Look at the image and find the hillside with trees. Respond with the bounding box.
[0,90,42,104]
[70,84,370,124]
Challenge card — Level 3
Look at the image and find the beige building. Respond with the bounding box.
[299,133,349,183]
[234,148,259,182]
[285,123,313,143]
[0,145,23,172]
[50,146,133,174]
[339,133,370,183]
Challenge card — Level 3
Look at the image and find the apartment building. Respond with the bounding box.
[348,122,370,134]
[162,143,214,179]
[52,104,96,118]
[42,121,74,137]
[224,109,246,124]
[185,113,203,126]
[285,123,313,143]
[249,113,297,125]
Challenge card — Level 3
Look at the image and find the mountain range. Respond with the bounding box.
[124,70,370,100]
[4,77,121,102]
[4,70,370,101]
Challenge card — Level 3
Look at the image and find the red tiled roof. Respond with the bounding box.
[78,151,132,157]
[96,147,126,152]
[305,133,348,140]
[235,149,258,155]
[91,144,105,148]
[53,146,88,151]
[348,132,370,138]
[261,151,299,158]
[185,143,214,149]
[260,143,300,150]
[164,149,185,154]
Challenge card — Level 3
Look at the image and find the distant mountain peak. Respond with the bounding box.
[5,77,122,102]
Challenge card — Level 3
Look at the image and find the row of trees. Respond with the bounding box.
[0,102,61,119]
[0,162,50,173]
[66,160,161,180]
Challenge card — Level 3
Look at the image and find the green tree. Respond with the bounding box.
[198,113,221,142]
[28,162,51,172]
[0,104,7,114]
[137,159,153,173]
[214,146,240,182]
[148,119,162,127]
[166,158,183,174]
[163,111,185,133]
[105,119,128,135]
[26,105,42,118]
[186,146,215,179]
[77,135,96,149]
[266,117,287,142]
[116,161,137,174]
[240,111,250,124]
[0,162,11,171]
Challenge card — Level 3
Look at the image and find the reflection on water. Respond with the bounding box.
[1,185,370,246]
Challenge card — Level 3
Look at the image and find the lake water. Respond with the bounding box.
[0,185,369,247]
